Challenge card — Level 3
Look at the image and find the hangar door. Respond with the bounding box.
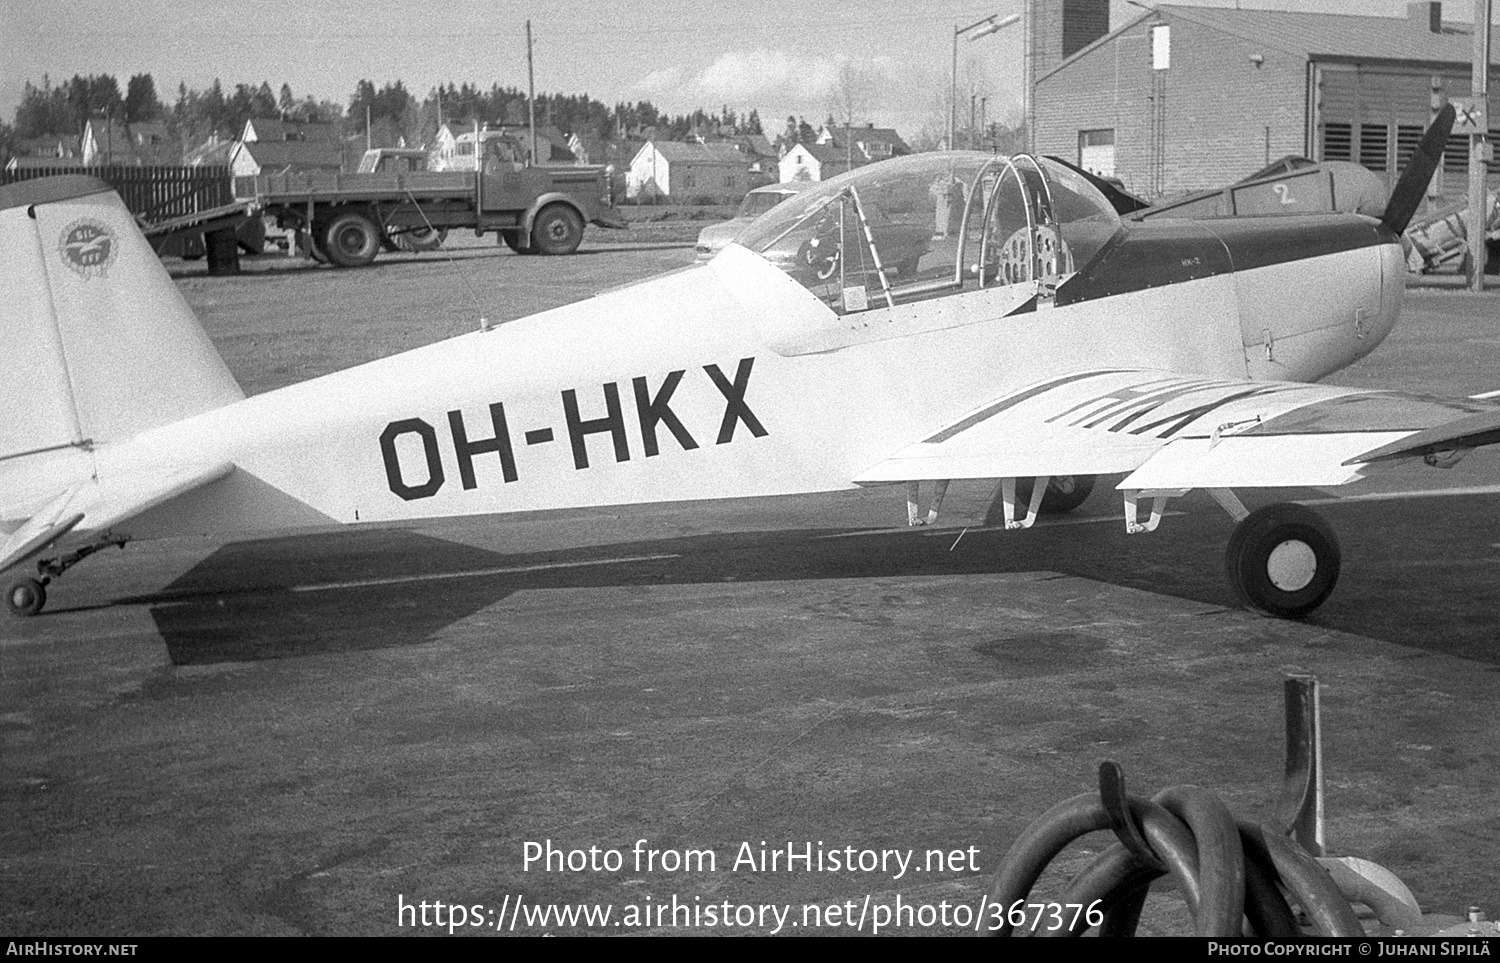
[1314,62,1500,200]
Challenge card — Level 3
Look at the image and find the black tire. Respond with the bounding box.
[7,578,46,617]
[502,230,536,255]
[1017,475,1096,515]
[322,211,382,267]
[301,228,329,264]
[530,204,584,255]
[1224,503,1341,619]
[982,475,1096,527]
[396,226,447,252]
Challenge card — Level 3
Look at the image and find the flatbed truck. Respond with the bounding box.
[233,137,624,267]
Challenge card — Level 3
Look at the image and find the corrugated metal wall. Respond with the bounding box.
[1315,63,1500,201]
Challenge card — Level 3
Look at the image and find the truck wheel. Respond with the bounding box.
[299,228,329,263]
[397,227,448,252]
[502,230,536,255]
[322,211,382,267]
[531,204,583,255]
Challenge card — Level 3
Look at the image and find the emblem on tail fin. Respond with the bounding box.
[58,219,117,278]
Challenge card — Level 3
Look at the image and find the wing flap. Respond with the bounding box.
[855,368,1500,491]
[1120,433,1410,490]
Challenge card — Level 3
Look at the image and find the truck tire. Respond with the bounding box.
[397,227,448,252]
[322,211,382,267]
[502,230,536,255]
[531,204,584,255]
[300,228,329,264]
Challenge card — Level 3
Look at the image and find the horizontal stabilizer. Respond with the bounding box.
[0,489,86,575]
[0,461,233,575]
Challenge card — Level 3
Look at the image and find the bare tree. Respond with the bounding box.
[827,59,878,169]
[957,55,992,150]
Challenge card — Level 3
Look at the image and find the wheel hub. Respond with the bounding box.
[1266,539,1317,592]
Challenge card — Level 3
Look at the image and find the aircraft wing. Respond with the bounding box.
[0,461,233,576]
[854,369,1500,490]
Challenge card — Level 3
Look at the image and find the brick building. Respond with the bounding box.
[1031,1,1500,201]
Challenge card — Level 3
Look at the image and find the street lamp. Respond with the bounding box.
[950,12,1020,150]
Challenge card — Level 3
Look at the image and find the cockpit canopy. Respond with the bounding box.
[735,152,1122,314]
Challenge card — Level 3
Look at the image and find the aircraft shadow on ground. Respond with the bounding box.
[139,491,1500,666]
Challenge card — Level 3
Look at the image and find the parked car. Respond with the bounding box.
[695,182,810,260]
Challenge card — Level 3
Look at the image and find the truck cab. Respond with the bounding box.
[355,148,434,175]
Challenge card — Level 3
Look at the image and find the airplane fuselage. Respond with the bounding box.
[64,213,1403,542]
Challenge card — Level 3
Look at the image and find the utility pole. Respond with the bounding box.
[527,20,538,166]
[1468,0,1492,290]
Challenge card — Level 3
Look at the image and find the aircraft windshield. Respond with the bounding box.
[738,190,796,218]
[737,152,1121,314]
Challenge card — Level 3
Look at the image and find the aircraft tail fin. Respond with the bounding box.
[0,176,244,463]
[1381,103,1455,235]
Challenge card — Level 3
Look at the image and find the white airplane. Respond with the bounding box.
[4,107,1497,621]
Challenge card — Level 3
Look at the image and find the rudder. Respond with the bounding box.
[0,175,243,462]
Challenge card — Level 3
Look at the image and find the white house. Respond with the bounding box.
[241,118,342,144]
[815,124,911,163]
[778,143,854,183]
[626,141,749,201]
[229,138,346,178]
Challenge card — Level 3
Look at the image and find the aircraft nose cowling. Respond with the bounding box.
[1365,240,1406,353]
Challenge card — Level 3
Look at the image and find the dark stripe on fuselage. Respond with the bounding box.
[1054,214,1396,308]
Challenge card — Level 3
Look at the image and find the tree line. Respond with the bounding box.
[2,72,769,164]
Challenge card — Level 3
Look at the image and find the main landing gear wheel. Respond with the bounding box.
[1019,474,1096,515]
[7,578,46,618]
[1225,503,1340,619]
[982,475,1096,528]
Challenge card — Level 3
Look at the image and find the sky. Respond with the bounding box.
[0,0,1445,142]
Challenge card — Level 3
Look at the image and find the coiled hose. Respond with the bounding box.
[986,761,1367,937]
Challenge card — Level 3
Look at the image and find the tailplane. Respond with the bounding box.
[0,175,243,463]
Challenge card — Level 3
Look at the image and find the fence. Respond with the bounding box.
[0,164,232,224]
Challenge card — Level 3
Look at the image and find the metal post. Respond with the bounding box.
[948,13,1018,152]
[1468,0,1492,289]
[950,26,960,150]
[1279,675,1325,856]
[1024,0,1033,155]
[527,20,538,167]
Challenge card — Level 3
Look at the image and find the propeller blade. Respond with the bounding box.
[1382,103,1456,234]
